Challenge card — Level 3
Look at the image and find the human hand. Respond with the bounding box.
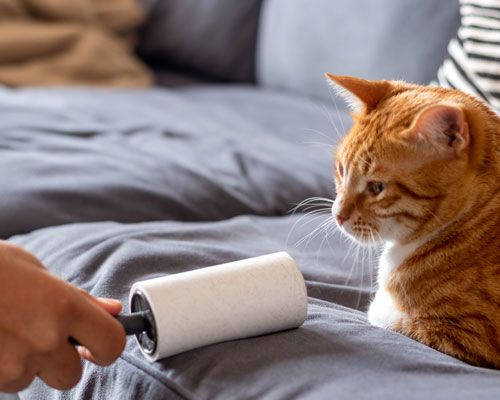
[0,241,126,393]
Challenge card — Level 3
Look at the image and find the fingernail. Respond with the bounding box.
[99,298,121,305]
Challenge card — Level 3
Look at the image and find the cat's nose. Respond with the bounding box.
[336,214,348,227]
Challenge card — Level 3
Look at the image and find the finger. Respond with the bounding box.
[70,296,126,366]
[92,297,123,316]
[0,358,35,394]
[0,372,36,394]
[0,335,35,393]
[37,342,82,391]
[75,289,123,316]
[0,241,46,270]
[76,346,98,364]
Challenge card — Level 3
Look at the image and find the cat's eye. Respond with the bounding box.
[367,181,385,195]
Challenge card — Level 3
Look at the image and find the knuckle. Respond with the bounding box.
[75,287,94,303]
[34,330,61,355]
[0,378,33,394]
[52,289,76,318]
[57,365,82,391]
[0,361,25,386]
[77,287,91,298]
[39,348,82,391]
[1,372,35,393]
[55,355,82,390]
[0,241,44,268]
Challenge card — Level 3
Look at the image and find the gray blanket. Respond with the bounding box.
[1,85,498,399]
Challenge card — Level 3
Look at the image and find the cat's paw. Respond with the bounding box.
[368,288,406,330]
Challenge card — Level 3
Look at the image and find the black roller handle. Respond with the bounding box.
[115,311,151,335]
[69,310,152,346]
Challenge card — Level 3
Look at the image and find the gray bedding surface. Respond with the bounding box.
[2,85,499,399]
[0,84,338,238]
[10,218,500,400]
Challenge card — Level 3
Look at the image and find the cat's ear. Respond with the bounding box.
[407,104,469,156]
[325,73,391,112]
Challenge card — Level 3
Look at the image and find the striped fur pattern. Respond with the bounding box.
[328,74,500,368]
[437,0,500,112]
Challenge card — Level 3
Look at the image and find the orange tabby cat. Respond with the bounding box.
[327,73,500,368]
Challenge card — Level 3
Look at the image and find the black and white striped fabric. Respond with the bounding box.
[437,0,500,112]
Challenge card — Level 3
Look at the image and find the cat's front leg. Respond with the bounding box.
[368,288,408,330]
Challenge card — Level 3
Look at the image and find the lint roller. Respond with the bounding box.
[110,252,308,361]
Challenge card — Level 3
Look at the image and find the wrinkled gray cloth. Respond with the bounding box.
[0,84,341,239]
[11,217,500,400]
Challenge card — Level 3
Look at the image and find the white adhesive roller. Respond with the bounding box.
[127,252,308,362]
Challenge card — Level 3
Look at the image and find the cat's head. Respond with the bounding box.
[327,74,494,245]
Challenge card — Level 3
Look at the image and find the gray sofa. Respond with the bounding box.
[4,1,500,399]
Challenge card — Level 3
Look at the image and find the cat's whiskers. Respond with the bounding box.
[423,206,444,225]
[290,196,383,311]
[338,225,366,303]
[371,229,386,292]
[355,225,381,308]
[327,82,348,136]
[291,196,335,214]
[302,128,336,146]
[333,95,347,135]
[367,230,378,296]
[353,233,368,309]
[288,198,333,231]
[323,103,344,142]
[316,219,338,266]
[313,101,344,143]
[301,141,336,155]
[296,217,336,249]
[287,197,336,250]
[286,210,331,249]
[357,240,368,309]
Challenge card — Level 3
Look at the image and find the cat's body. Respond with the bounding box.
[327,74,500,368]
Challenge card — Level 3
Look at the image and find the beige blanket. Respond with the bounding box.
[0,0,152,87]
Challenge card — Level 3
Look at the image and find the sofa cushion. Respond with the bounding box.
[137,0,262,84]
[257,0,461,101]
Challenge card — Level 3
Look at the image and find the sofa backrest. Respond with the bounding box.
[137,0,262,84]
[256,0,461,101]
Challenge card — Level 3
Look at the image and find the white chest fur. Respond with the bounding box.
[368,240,422,329]
[377,240,422,287]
